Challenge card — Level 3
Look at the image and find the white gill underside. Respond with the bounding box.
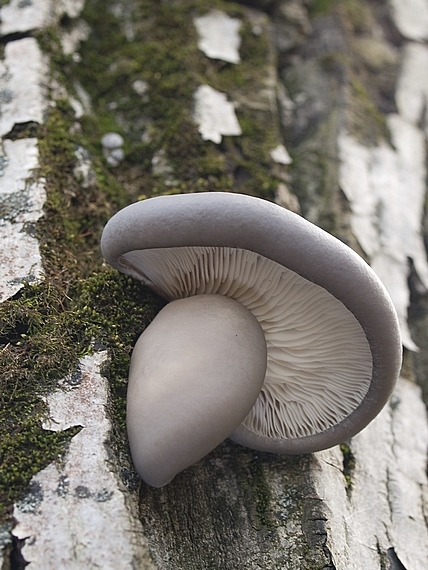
[121,247,372,440]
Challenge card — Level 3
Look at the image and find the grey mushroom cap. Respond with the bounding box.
[127,294,267,487]
[101,191,402,455]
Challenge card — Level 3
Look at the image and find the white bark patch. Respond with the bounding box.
[0,0,85,36]
[60,19,91,56]
[0,138,46,302]
[389,0,428,41]
[338,123,428,351]
[0,0,52,35]
[395,42,428,132]
[193,84,242,143]
[12,352,155,570]
[0,37,49,137]
[270,144,292,165]
[194,10,242,64]
[313,379,428,569]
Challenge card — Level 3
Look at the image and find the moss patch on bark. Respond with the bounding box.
[0,0,285,527]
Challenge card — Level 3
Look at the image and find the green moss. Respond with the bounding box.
[0,421,81,516]
[347,75,388,144]
[340,443,356,493]
[73,0,280,201]
[0,276,85,520]
[340,0,375,34]
[73,271,163,433]
[309,0,374,31]
[0,40,160,526]
[36,28,75,89]
[308,0,338,18]
[247,457,275,531]
[0,0,286,527]
[0,271,161,520]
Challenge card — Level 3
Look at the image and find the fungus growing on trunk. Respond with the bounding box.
[101,192,402,487]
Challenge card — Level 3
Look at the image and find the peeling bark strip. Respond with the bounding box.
[1,0,428,569]
[0,0,85,36]
[0,15,50,301]
[0,0,154,567]
[313,380,428,569]
[12,353,154,569]
[0,139,46,301]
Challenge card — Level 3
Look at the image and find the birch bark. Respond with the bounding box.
[1,1,428,569]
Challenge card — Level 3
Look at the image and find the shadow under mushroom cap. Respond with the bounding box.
[101,192,402,454]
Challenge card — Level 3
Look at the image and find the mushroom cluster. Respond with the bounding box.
[101,192,402,487]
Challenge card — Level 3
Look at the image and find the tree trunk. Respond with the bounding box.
[1,1,428,568]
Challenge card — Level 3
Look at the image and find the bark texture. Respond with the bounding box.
[1,1,428,569]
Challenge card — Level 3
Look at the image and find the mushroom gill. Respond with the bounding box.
[120,246,373,441]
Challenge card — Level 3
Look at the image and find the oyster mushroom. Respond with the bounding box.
[127,294,267,487]
[101,192,402,486]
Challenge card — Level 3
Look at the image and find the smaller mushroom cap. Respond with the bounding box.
[102,192,402,456]
[127,294,267,487]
